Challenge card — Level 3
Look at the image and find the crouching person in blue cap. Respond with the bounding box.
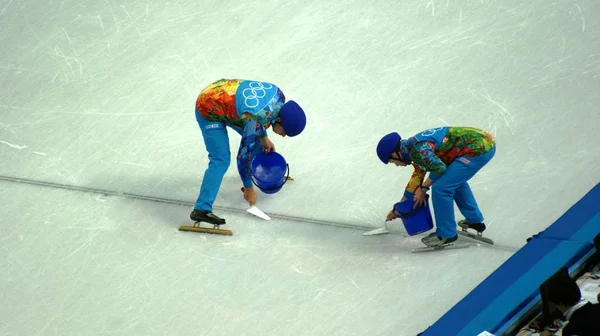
[192,79,307,225]
[376,127,496,247]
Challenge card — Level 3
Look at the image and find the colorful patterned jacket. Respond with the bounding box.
[196,79,285,187]
[400,127,496,194]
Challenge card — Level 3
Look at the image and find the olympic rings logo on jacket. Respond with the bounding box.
[242,82,273,108]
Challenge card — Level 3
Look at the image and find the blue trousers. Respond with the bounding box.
[431,146,496,238]
[194,110,242,211]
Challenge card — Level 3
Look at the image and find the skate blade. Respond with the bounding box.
[179,225,232,236]
[363,228,391,236]
[411,242,470,253]
[457,231,494,245]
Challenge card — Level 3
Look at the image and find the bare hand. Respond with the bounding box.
[260,137,275,153]
[413,188,427,208]
[242,187,257,206]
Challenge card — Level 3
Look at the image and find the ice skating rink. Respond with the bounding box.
[1,1,599,335]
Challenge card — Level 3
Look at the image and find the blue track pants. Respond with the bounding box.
[431,146,496,238]
[193,110,242,211]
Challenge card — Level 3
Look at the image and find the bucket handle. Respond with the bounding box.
[393,195,430,218]
[248,163,291,191]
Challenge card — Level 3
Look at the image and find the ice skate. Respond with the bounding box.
[412,233,469,253]
[179,210,232,236]
[190,210,226,225]
[457,220,494,245]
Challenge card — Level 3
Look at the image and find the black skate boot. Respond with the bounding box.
[412,232,469,252]
[457,220,486,234]
[421,232,458,247]
[190,210,226,226]
[457,219,494,245]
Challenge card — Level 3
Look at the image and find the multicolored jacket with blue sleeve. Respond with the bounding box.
[195,79,285,187]
[401,127,496,194]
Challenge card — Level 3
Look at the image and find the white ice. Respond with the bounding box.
[1,1,599,335]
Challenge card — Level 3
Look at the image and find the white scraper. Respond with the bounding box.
[247,206,271,220]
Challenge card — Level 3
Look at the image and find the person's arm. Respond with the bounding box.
[411,142,447,183]
[421,177,434,189]
[237,119,264,188]
[252,88,286,139]
[403,165,426,199]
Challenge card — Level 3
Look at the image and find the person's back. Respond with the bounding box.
[562,301,600,336]
[439,127,495,157]
[545,277,599,336]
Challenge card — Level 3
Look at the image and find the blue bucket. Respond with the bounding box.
[250,152,290,194]
[393,196,434,236]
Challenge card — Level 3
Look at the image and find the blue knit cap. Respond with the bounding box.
[376,132,401,164]
[279,100,306,137]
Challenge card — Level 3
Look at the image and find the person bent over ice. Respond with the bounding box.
[376,126,496,247]
[192,79,306,225]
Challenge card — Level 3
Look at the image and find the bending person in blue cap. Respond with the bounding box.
[192,79,307,225]
[376,127,496,247]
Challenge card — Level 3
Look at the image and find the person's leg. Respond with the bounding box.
[454,182,483,223]
[454,147,496,223]
[194,110,230,212]
[430,147,495,239]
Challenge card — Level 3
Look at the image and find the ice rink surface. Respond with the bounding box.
[1,1,599,335]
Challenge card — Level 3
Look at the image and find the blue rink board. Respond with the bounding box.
[420,183,600,336]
